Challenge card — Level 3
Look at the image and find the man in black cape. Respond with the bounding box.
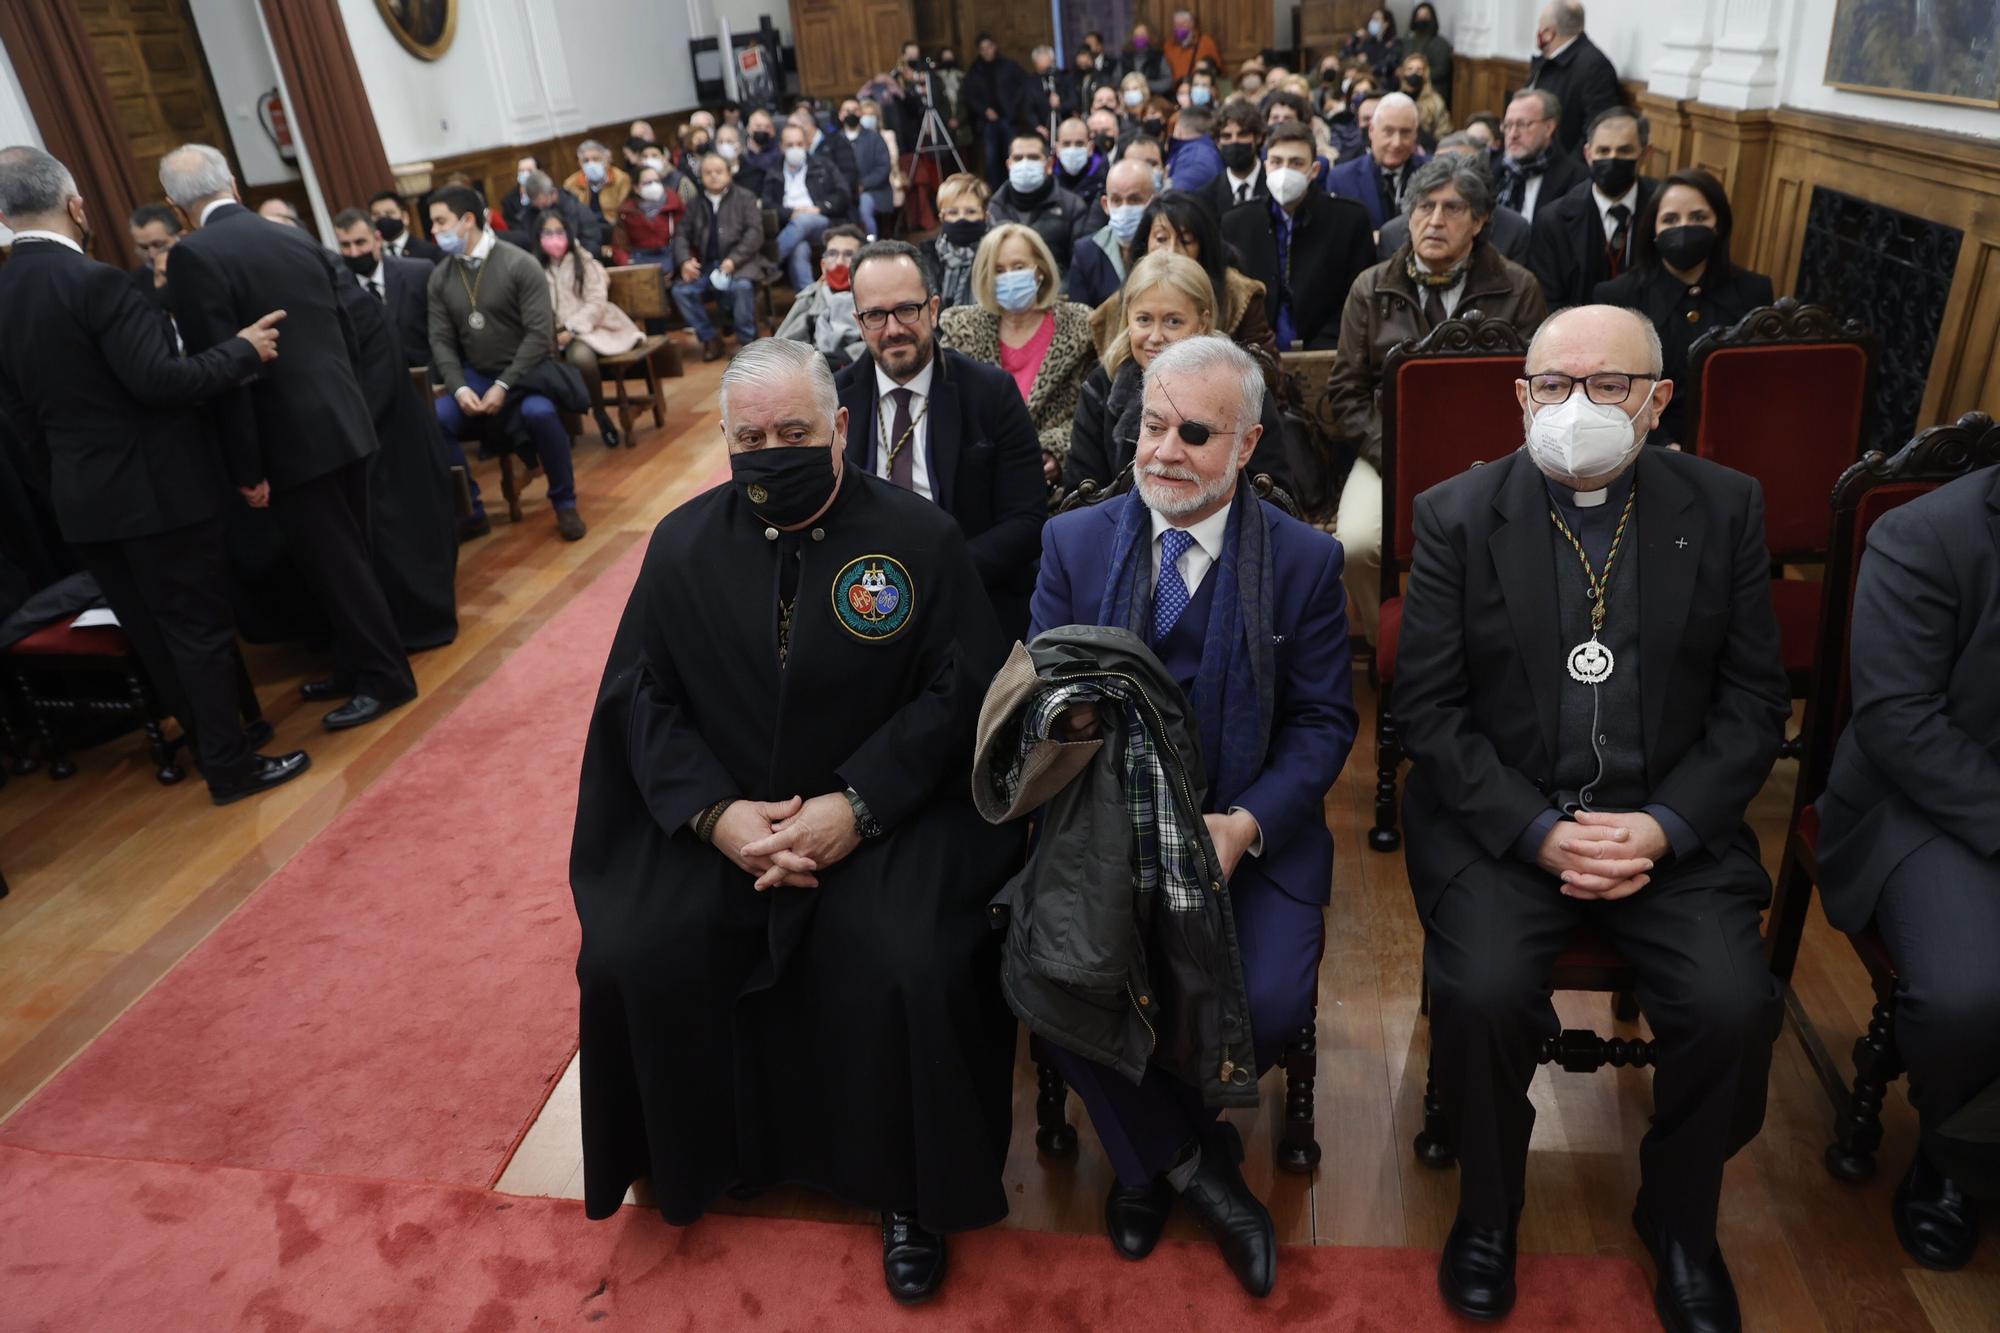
[569,336,1021,1305]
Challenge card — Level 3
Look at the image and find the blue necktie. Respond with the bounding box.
[1153,529,1195,644]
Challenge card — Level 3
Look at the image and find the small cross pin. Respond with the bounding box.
[1674,538,1689,549]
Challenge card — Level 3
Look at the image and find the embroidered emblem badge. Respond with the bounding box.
[832,555,915,642]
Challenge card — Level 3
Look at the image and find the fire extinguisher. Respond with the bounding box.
[259,88,296,162]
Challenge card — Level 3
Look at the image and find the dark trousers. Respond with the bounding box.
[270,460,415,701]
[434,366,578,514]
[1423,849,1782,1260]
[1875,832,2000,1148]
[1045,868,1324,1186]
[981,117,1013,186]
[72,518,252,787]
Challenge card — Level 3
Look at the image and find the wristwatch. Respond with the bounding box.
[842,786,882,839]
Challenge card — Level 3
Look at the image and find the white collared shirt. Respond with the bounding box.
[9,229,82,254]
[199,198,234,227]
[1516,170,1545,222]
[781,163,814,212]
[465,226,497,266]
[874,357,935,500]
[354,258,386,301]
[1593,181,1640,245]
[1226,166,1259,204]
[1412,251,1470,318]
[1148,502,1232,597]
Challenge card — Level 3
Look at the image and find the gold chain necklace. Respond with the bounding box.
[1546,478,1637,684]
[878,390,931,473]
[454,255,490,330]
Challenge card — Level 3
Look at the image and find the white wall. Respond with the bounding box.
[0,42,41,245]
[188,0,301,188]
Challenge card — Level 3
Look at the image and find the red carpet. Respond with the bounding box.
[0,1144,1657,1331]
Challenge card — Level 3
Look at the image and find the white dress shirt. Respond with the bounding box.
[1593,182,1640,245]
[9,229,82,253]
[1225,167,1259,206]
[781,163,814,212]
[199,198,235,227]
[1517,172,1545,222]
[354,258,386,301]
[874,358,935,500]
[465,225,497,266]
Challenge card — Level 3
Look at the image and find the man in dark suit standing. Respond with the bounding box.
[964,33,1032,187]
[1395,305,1790,1329]
[836,241,1045,637]
[0,145,309,804]
[1816,462,2000,1272]
[1525,1,1624,155]
[332,208,431,369]
[1528,106,1659,309]
[1025,335,1357,1298]
[161,144,417,730]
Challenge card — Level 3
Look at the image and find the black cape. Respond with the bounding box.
[569,468,1023,1232]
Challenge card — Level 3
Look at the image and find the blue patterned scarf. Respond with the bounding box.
[1095,483,1276,810]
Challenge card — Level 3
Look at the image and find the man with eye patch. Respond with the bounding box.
[1027,335,1357,1296]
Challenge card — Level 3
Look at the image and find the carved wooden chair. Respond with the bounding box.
[1033,461,1324,1174]
[414,364,578,525]
[5,621,187,785]
[599,264,677,443]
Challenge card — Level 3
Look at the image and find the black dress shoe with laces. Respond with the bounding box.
[1177,1130,1277,1296]
[1633,1199,1741,1333]
[1894,1150,1980,1271]
[1438,1214,1517,1321]
[208,750,311,806]
[298,677,353,702]
[1105,1177,1174,1260]
[880,1211,947,1304]
[323,690,415,731]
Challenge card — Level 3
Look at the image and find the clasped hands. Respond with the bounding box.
[1536,810,1669,901]
[714,793,862,891]
[454,382,509,416]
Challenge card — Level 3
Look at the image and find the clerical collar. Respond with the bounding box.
[1548,461,1635,513]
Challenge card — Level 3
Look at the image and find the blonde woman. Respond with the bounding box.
[919,172,990,311]
[1397,52,1454,140]
[939,222,1096,484]
[1064,249,1288,492]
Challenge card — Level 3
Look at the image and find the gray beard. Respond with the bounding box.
[1138,465,1235,520]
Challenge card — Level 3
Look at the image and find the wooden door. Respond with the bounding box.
[75,0,237,196]
[955,0,1055,67]
[791,0,917,100]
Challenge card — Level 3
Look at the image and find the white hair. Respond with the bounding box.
[719,338,839,435]
[1550,1,1588,37]
[158,144,233,209]
[1144,335,1266,436]
[1375,91,1420,119]
[0,145,77,217]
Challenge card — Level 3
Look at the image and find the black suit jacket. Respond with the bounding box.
[1498,148,1588,224]
[1526,33,1624,153]
[1527,176,1660,310]
[812,130,863,205]
[167,202,377,491]
[1223,193,1377,349]
[835,347,1047,634]
[1202,167,1266,220]
[386,234,444,265]
[762,156,852,225]
[377,255,435,370]
[0,239,260,543]
[1816,466,2000,931]
[1394,447,1790,914]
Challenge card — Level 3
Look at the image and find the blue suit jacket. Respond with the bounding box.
[1325,152,1430,231]
[1030,495,1359,904]
[1064,232,1125,310]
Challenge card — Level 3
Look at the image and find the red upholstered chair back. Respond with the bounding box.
[1687,300,1875,559]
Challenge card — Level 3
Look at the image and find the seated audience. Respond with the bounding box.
[1341,7,1403,81]
[1065,159,1156,311]
[1021,333,1355,1301]
[1495,89,1585,222]
[674,153,767,361]
[1222,122,1375,351]
[614,162,683,270]
[1235,57,1267,98]
[1052,117,1106,202]
[1260,89,1313,132]
[621,123,654,174]
[920,173,991,311]
[1593,168,1773,447]
[563,141,630,261]
[370,190,442,263]
[743,107,783,181]
[1327,154,1547,641]
[501,156,540,232]
[1816,463,2000,1273]
[761,120,851,292]
[987,132,1089,272]
[1327,91,1426,232]
[1086,107,1122,158]
[332,207,431,370]
[1398,52,1454,142]
[425,186,589,542]
[838,96,896,238]
[1398,302,1788,1329]
[1123,22,1175,98]
[1118,70,1152,122]
[940,223,1098,483]
[1528,105,1658,311]
[536,211,642,447]
[1075,133,1167,242]
[1202,101,1266,216]
[773,222,869,370]
[1325,84,1376,164]
[1528,0,1624,153]
[1377,134,1532,265]
[1463,110,1502,153]
[1066,251,1288,493]
[1403,2,1455,103]
[1131,190,1275,362]
[678,120,715,179]
[500,171,602,261]
[1091,84,1123,118]
[1164,106,1223,193]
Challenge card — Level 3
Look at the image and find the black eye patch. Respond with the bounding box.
[1176,421,1213,446]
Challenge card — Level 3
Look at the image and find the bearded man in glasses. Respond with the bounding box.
[835,239,1047,636]
[1024,335,1357,1297]
[1395,303,1790,1330]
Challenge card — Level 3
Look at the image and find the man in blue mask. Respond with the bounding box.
[570,336,1022,1308]
[1395,304,1790,1330]
[560,140,628,262]
[986,133,1089,271]
[1063,158,1155,309]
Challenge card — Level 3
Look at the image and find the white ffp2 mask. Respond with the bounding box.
[1525,383,1655,480]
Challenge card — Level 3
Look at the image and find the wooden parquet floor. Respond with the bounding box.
[2,349,1994,1330]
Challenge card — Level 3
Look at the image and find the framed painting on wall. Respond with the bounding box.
[1824,0,2000,107]
[377,0,458,62]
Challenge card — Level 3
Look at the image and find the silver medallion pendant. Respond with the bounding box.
[467,310,487,331]
[1567,637,1615,684]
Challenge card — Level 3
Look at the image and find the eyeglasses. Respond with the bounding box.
[855,301,931,331]
[1409,197,1471,220]
[1525,371,1657,406]
[1141,415,1237,447]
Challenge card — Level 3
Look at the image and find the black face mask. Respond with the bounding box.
[1590,156,1638,197]
[1403,74,1425,94]
[1654,224,1718,271]
[343,252,379,279]
[1411,16,1438,36]
[374,216,405,242]
[942,218,989,247]
[1219,142,1257,174]
[1141,117,1165,137]
[751,129,773,147]
[732,446,838,526]
[1093,133,1116,155]
[1320,67,1340,83]
[841,114,860,130]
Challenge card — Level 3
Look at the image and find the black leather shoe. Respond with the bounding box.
[593,411,621,448]
[1105,1177,1174,1260]
[298,677,353,702]
[1177,1132,1277,1296]
[1894,1151,1980,1271]
[208,751,310,806]
[1633,1199,1741,1333]
[1438,1214,1517,1321]
[458,513,492,543]
[242,718,274,749]
[880,1211,947,1305]
[556,507,588,542]
[322,690,414,731]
